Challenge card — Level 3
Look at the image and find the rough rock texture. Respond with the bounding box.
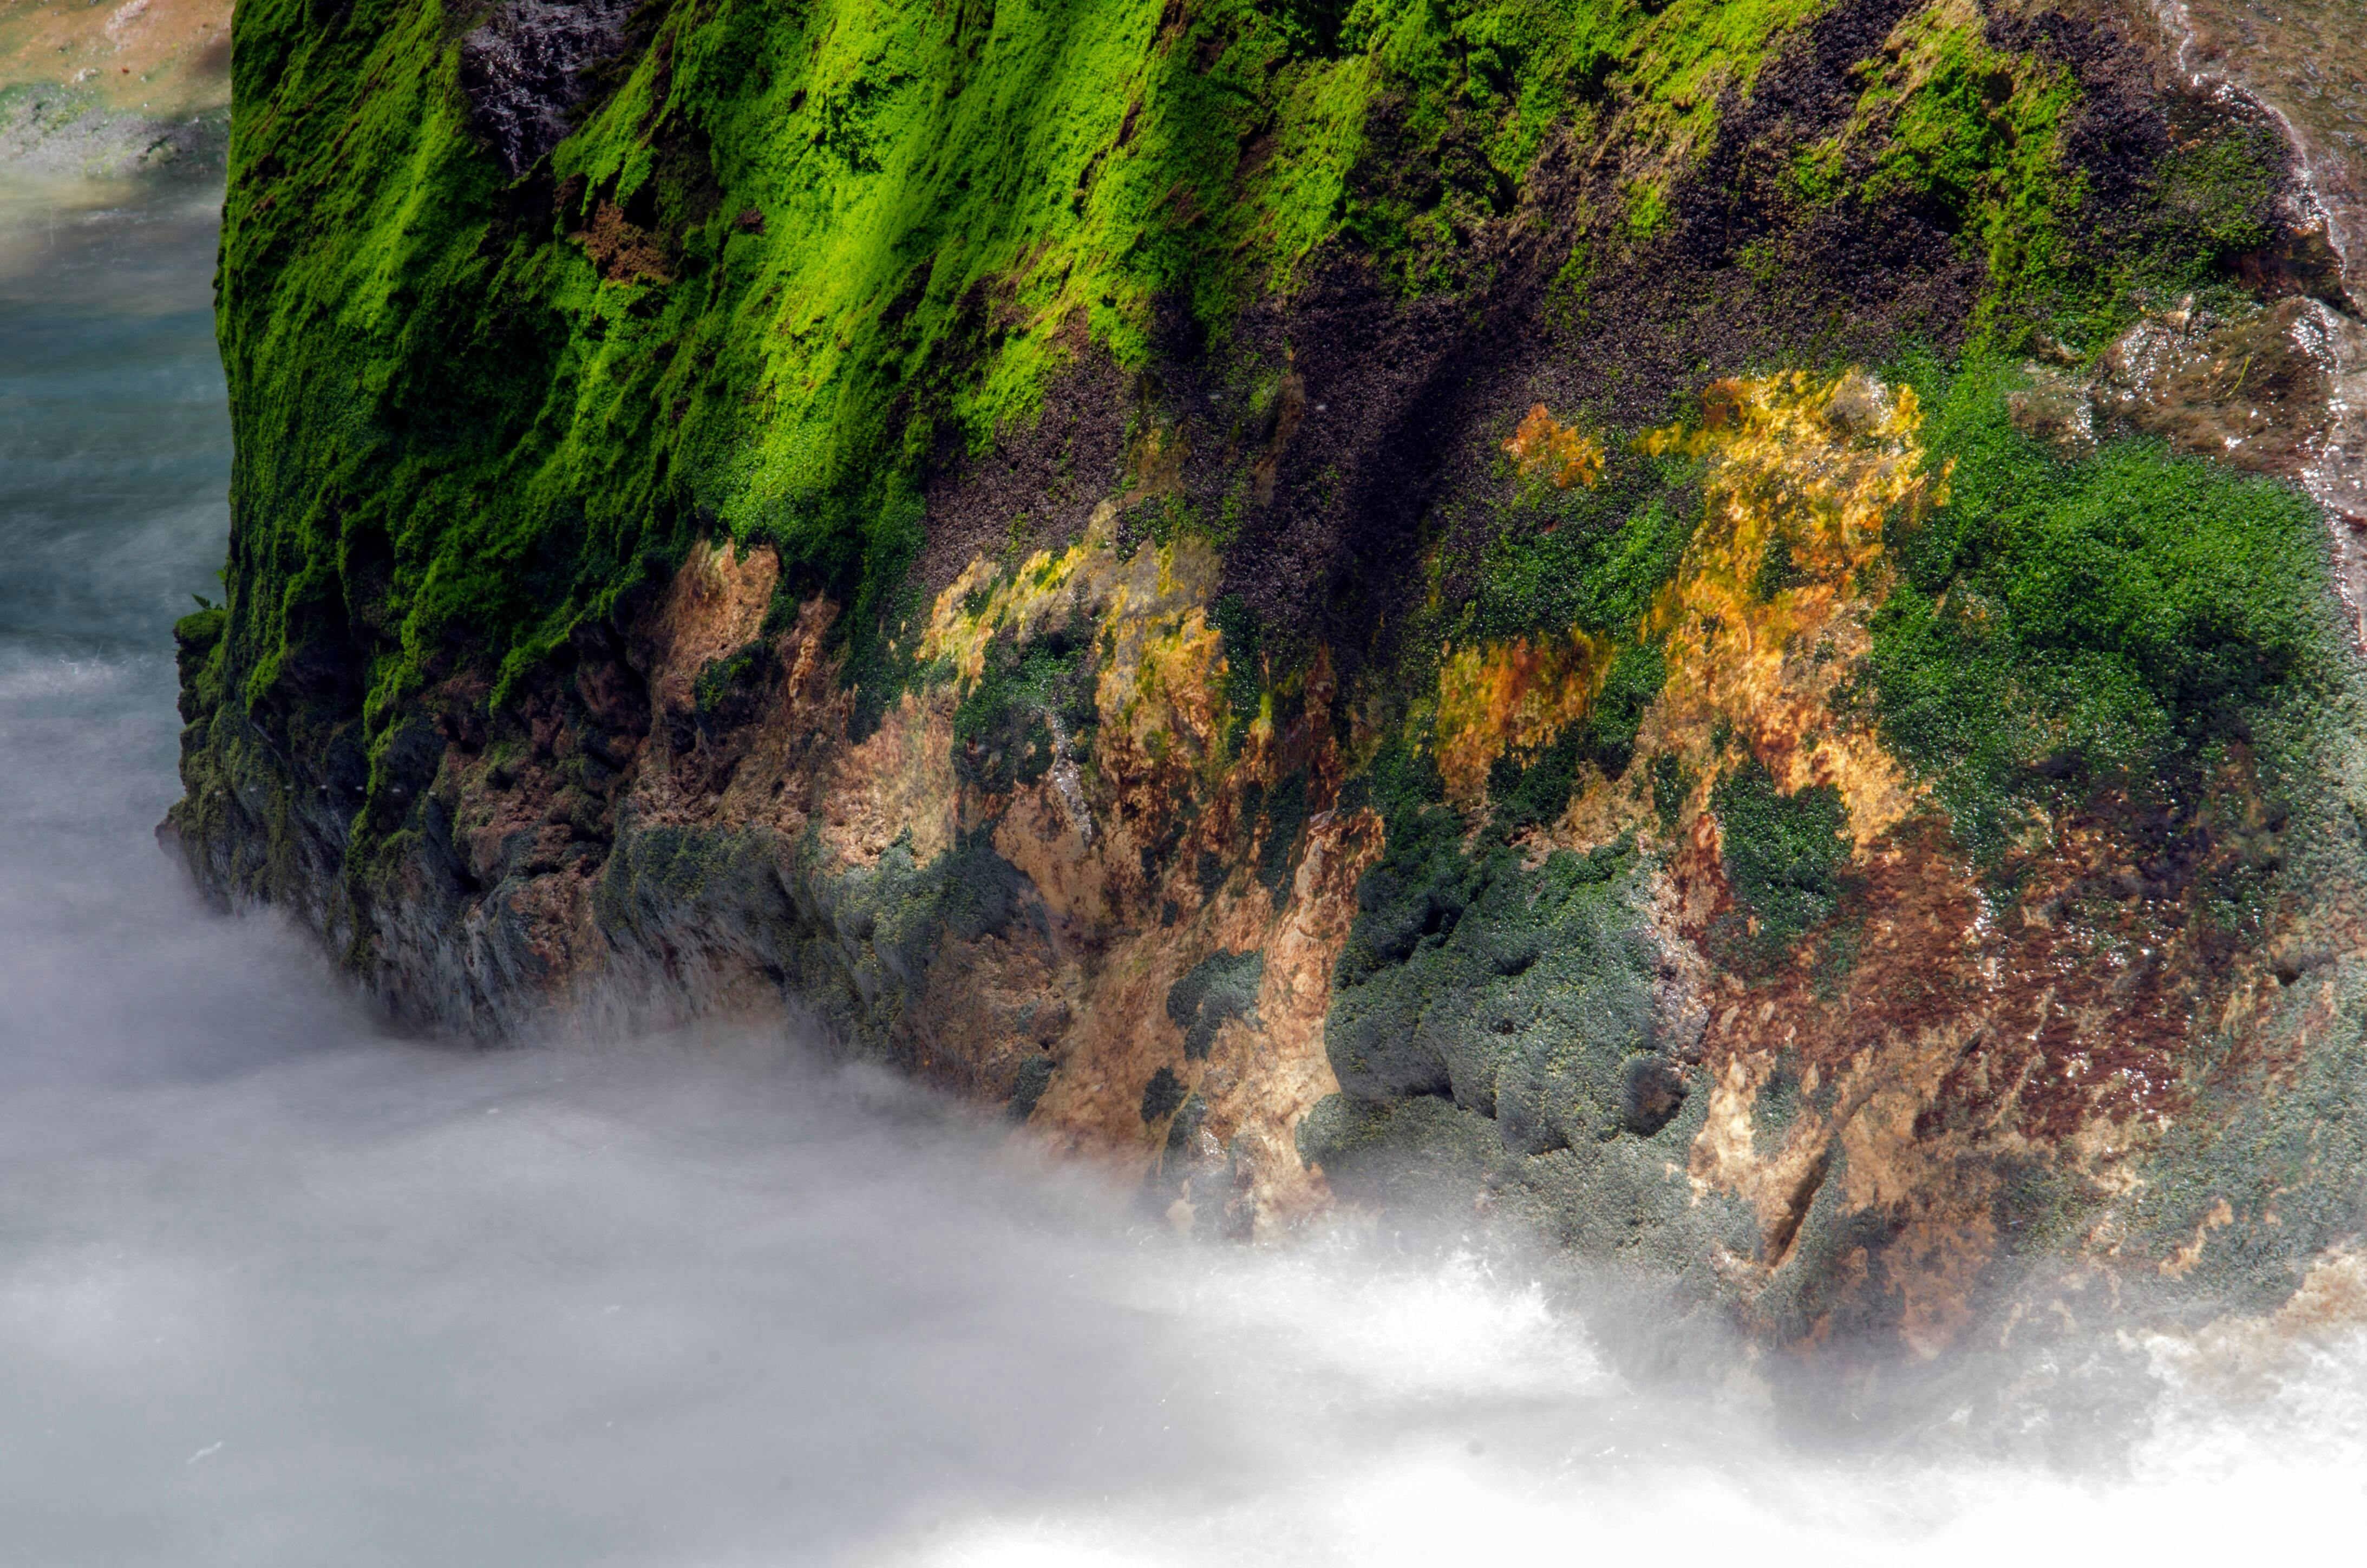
[458,0,638,177]
[171,0,2367,1360]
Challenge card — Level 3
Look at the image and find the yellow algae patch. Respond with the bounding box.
[1433,369,1941,831]
[1639,368,1945,842]
[921,537,1095,685]
[1095,606,1228,811]
[1433,630,1615,804]
[918,502,1232,829]
[1503,404,1606,491]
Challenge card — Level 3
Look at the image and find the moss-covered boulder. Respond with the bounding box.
[170,0,2367,1357]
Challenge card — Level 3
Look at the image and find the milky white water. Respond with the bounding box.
[4,174,2366,1567]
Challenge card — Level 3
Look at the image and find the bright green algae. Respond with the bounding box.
[183,0,2343,981]
[1868,354,2333,862]
[190,0,1915,793]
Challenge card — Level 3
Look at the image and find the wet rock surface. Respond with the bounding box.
[2167,0,2367,577]
[2096,296,2341,473]
[459,0,637,177]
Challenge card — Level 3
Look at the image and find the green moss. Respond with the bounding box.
[1256,768,1310,893]
[1211,592,1265,722]
[1866,354,2330,858]
[200,0,1901,877]
[1486,727,1586,835]
[212,0,1809,744]
[691,639,779,735]
[1480,642,1659,834]
[206,0,1391,794]
[1784,139,1843,205]
[1649,750,1693,837]
[1336,727,1447,831]
[1166,949,1265,1060]
[1788,11,2286,352]
[1623,177,1668,239]
[1858,23,2083,330]
[173,605,228,656]
[1329,796,1655,1147]
[1614,0,1828,155]
[951,618,1096,793]
[1319,0,1630,295]
[1710,759,1850,961]
[1007,1054,1056,1120]
[1333,779,1480,990]
[1460,445,1697,645]
[1585,639,1664,777]
[2147,135,2278,262]
[1140,1064,1187,1123]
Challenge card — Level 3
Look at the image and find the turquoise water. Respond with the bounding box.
[0,175,329,1081]
[2,176,2363,1566]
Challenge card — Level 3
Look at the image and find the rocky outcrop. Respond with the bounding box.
[171,0,2367,1360]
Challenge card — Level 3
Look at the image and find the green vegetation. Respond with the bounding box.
[1140,1064,1187,1123]
[213,0,1394,793]
[1709,760,1850,964]
[1255,769,1311,893]
[1165,949,1265,1060]
[198,0,1923,815]
[691,639,779,737]
[1481,639,1663,833]
[1329,777,1655,1149]
[173,0,2367,1331]
[1613,0,1826,149]
[1789,9,2281,350]
[1211,593,1265,722]
[1867,355,2330,859]
[193,0,2312,847]
[951,620,1096,793]
[1456,448,1698,647]
[1854,16,2084,343]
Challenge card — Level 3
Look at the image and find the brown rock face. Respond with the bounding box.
[2095,296,2342,476]
[391,515,1386,1236]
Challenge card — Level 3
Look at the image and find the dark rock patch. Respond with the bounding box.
[1165,949,1264,1061]
[460,0,638,177]
[1140,1066,1187,1124]
[1619,1055,1688,1138]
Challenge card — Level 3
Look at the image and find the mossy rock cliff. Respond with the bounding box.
[169,0,2367,1358]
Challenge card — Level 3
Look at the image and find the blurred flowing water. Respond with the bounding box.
[3,174,2366,1567]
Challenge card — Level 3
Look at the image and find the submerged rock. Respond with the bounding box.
[2094,296,2341,475]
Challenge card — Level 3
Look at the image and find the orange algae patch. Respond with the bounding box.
[1433,630,1614,803]
[1638,369,1946,841]
[1503,404,1606,491]
[1434,370,1943,828]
